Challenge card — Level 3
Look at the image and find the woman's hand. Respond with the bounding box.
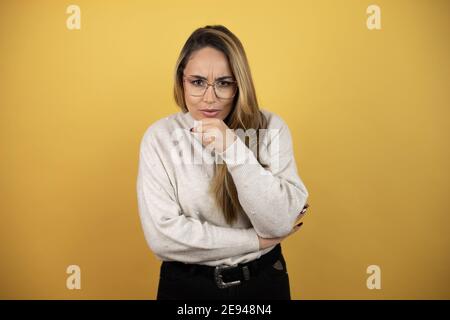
[191,118,237,153]
[257,203,310,250]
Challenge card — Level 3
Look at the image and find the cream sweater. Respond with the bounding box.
[136,109,309,266]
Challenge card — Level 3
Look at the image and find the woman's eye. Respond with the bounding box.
[217,81,231,87]
[192,80,204,86]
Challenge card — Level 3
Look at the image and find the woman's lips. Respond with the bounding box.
[200,110,220,118]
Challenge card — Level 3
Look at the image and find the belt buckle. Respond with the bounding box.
[214,264,241,289]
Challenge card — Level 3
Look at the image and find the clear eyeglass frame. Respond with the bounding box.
[183,75,238,99]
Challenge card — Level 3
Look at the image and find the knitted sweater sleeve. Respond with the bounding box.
[215,115,309,238]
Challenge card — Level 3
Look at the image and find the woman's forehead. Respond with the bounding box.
[185,48,231,74]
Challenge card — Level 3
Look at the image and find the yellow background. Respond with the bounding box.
[1,0,449,299]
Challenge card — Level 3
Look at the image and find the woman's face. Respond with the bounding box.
[183,46,235,121]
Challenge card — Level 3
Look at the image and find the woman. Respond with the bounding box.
[136,25,309,300]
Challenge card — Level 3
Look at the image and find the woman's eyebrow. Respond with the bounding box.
[187,74,234,80]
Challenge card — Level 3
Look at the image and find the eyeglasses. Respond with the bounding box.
[183,75,237,99]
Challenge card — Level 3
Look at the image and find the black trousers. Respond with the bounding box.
[156,244,291,300]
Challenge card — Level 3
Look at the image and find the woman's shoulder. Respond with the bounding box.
[139,111,188,149]
[259,108,289,131]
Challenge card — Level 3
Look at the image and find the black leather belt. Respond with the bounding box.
[163,244,283,289]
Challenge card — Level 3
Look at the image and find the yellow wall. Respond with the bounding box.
[1,0,449,299]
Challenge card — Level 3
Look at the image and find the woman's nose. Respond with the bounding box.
[203,85,217,103]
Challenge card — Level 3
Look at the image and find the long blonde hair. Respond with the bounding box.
[173,25,268,225]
